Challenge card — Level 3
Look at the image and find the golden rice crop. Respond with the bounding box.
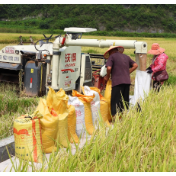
[0,33,42,44]
[8,85,176,172]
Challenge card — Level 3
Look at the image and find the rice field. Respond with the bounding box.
[0,33,43,44]
[1,33,176,171]
[9,86,176,172]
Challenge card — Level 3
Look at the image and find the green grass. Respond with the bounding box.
[2,22,176,38]
[0,84,39,140]
[165,74,176,86]
[0,26,63,35]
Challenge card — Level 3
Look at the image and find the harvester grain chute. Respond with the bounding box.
[0,27,148,98]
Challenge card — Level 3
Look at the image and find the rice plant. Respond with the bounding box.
[7,86,176,172]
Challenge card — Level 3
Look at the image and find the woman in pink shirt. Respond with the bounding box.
[146,43,168,91]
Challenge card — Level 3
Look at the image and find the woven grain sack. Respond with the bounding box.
[51,109,69,148]
[36,98,58,153]
[13,111,43,163]
[68,96,86,137]
[100,99,111,125]
[90,87,111,126]
[104,79,112,122]
[51,88,69,148]
[72,90,95,135]
[53,88,69,115]
[67,104,79,143]
[82,86,102,128]
[46,87,56,112]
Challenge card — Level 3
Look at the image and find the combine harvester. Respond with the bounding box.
[0,27,150,104]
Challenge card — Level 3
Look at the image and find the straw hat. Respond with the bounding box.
[148,43,165,55]
[103,46,124,59]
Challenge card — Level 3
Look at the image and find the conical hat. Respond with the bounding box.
[103,46,124,59]
[148,43,165,55]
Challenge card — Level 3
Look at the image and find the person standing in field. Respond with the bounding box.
[104,46,138,121]
[146,43,168,91]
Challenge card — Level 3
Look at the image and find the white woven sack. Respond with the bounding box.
[130,70,151,106]
[68,96,86,137]
[83,86,102,128]
[100,65,107,77]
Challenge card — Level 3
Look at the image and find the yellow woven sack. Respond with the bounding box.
[90,87,104,99]
[53,88,69,115]
[51,88,69,148]
[72,90,95,135]
[104,80,112,122]
[51,109,69,148]
[36,98,58,153]
[46,87,56,112]
[90,87,111,126]
[67,104,79,143]
[100,100,111,125]
[13,111,43,163]
[57,113,69,148]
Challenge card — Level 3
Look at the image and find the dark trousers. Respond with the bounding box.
[153,81,162,92]
[111,84,130,116]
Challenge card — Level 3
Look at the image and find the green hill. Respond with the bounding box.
[1,4,176,34]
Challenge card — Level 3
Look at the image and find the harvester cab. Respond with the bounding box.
[0,27,148,98]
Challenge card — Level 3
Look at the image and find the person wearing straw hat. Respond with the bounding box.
[104,46,138,121]
[146,43,168,91]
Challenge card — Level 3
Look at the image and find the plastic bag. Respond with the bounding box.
[67,104,79,143]
[82,86,102,127]
[72,90,95,135]
[130,70,151,106]
[100,65,107,77]
[104,79,112,121]
[90,87,111,126]
[68,96,86,137]
[13,111,43,163]
[36,98,58,153]
[51,88,69,148]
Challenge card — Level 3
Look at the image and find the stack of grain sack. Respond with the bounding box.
[13,84,112,163]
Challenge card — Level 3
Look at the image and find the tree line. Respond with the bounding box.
[1,4,176,33]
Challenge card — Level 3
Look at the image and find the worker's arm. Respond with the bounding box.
[104,66,112,81]
[129,63,138,74]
